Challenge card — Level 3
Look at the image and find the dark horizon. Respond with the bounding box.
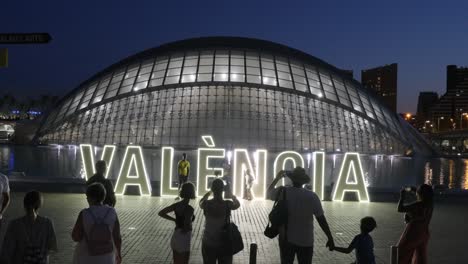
[1,0,467,113]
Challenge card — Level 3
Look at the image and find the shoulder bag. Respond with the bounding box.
[264,187,288,239]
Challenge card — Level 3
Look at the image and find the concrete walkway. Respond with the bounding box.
[2,193,467,263]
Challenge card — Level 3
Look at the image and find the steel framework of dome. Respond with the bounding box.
[36,37,428,155]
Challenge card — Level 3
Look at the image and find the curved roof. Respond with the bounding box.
[36,37,430,155]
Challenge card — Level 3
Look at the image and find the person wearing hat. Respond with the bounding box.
[267,167,334,264]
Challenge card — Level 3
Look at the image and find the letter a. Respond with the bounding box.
[114,146,152,196]
[332,153,370,202]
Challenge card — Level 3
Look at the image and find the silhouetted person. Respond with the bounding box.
[200,178,240,264]
[177,153,191,192]
[397,184,434,264]
[267,167,334,264]
[331,216,377,264]
[243,169,255,201]
[86,160,116,207]
[72,183,122,264]
[1,191,57,264]
[159,182,196,264]
[0,172,10,231]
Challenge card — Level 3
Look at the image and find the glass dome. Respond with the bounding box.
[36,37,428,155]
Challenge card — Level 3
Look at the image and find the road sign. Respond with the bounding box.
[0,33,52,44]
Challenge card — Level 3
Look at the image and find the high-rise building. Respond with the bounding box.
[429,65,468,131]
[416,92,438,128]
[361,63,398,112]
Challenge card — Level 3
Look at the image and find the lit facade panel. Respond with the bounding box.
[36,37,418,156]
[39,85,407,154]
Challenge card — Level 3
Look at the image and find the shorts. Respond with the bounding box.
[171,228,192,253]
[179,175,188,184]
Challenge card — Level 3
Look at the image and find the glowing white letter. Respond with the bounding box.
[273,151,305,187]
[313,151,325,200]
[160,147,178,197]
[197,136,225,196]
[232,149,267,199]
[332,152,370,202]
[80,144,116,180]
[114,146,152,196]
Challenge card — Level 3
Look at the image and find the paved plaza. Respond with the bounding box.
[2,193,468,263]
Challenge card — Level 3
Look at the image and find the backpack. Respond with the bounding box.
[85,208,114,256]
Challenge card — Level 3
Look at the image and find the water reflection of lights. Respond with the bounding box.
[464,160,468,190]
[449,160,455,189]
[424,162,433,185]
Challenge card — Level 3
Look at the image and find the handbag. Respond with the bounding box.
[264,187,287,239]
[220,202,244,256]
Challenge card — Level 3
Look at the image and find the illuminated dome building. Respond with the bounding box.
[33,37,433,189]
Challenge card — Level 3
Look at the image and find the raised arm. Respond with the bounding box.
[229,194,241,210]
[199,191,212,209]
[267,171,285,199]
[316,214,334,250]
[158,204,177,222]
[397,189,419,213]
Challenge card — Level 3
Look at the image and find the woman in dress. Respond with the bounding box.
[158,182,196,264]
[1,191,57,264]
[199,178,240,264]
[397,184,434,264]
[243,169,255,201]
[72,183,122,264]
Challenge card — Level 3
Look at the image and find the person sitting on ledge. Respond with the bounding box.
[86,160,116,207]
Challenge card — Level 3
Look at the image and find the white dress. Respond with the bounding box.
[73,205,117,264]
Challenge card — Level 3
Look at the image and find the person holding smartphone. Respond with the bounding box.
[199,179,240,263]
[396,184,434,264]
[267,167,334,264]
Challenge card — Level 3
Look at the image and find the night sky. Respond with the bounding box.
[1,0,467,113]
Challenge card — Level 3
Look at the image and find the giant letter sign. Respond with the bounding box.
[197,136,225,196]
[332,152,370,202]
[160,147,177,196]
[114,146,152,196]
[313,151,325,200]
[80,144,116,180]
[273,151,305,187]
[232,149,267,199]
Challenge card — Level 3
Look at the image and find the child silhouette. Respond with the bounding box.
[332,216,377,264]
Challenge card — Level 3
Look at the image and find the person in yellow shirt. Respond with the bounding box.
[177,153,190,192]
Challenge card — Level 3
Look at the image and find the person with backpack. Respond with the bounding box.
[86,160,117,207]
[266,167,334,264]
[199,178,241,264]
[1,191,57,264]
[158,182,196,264]
[72,183,122,264]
